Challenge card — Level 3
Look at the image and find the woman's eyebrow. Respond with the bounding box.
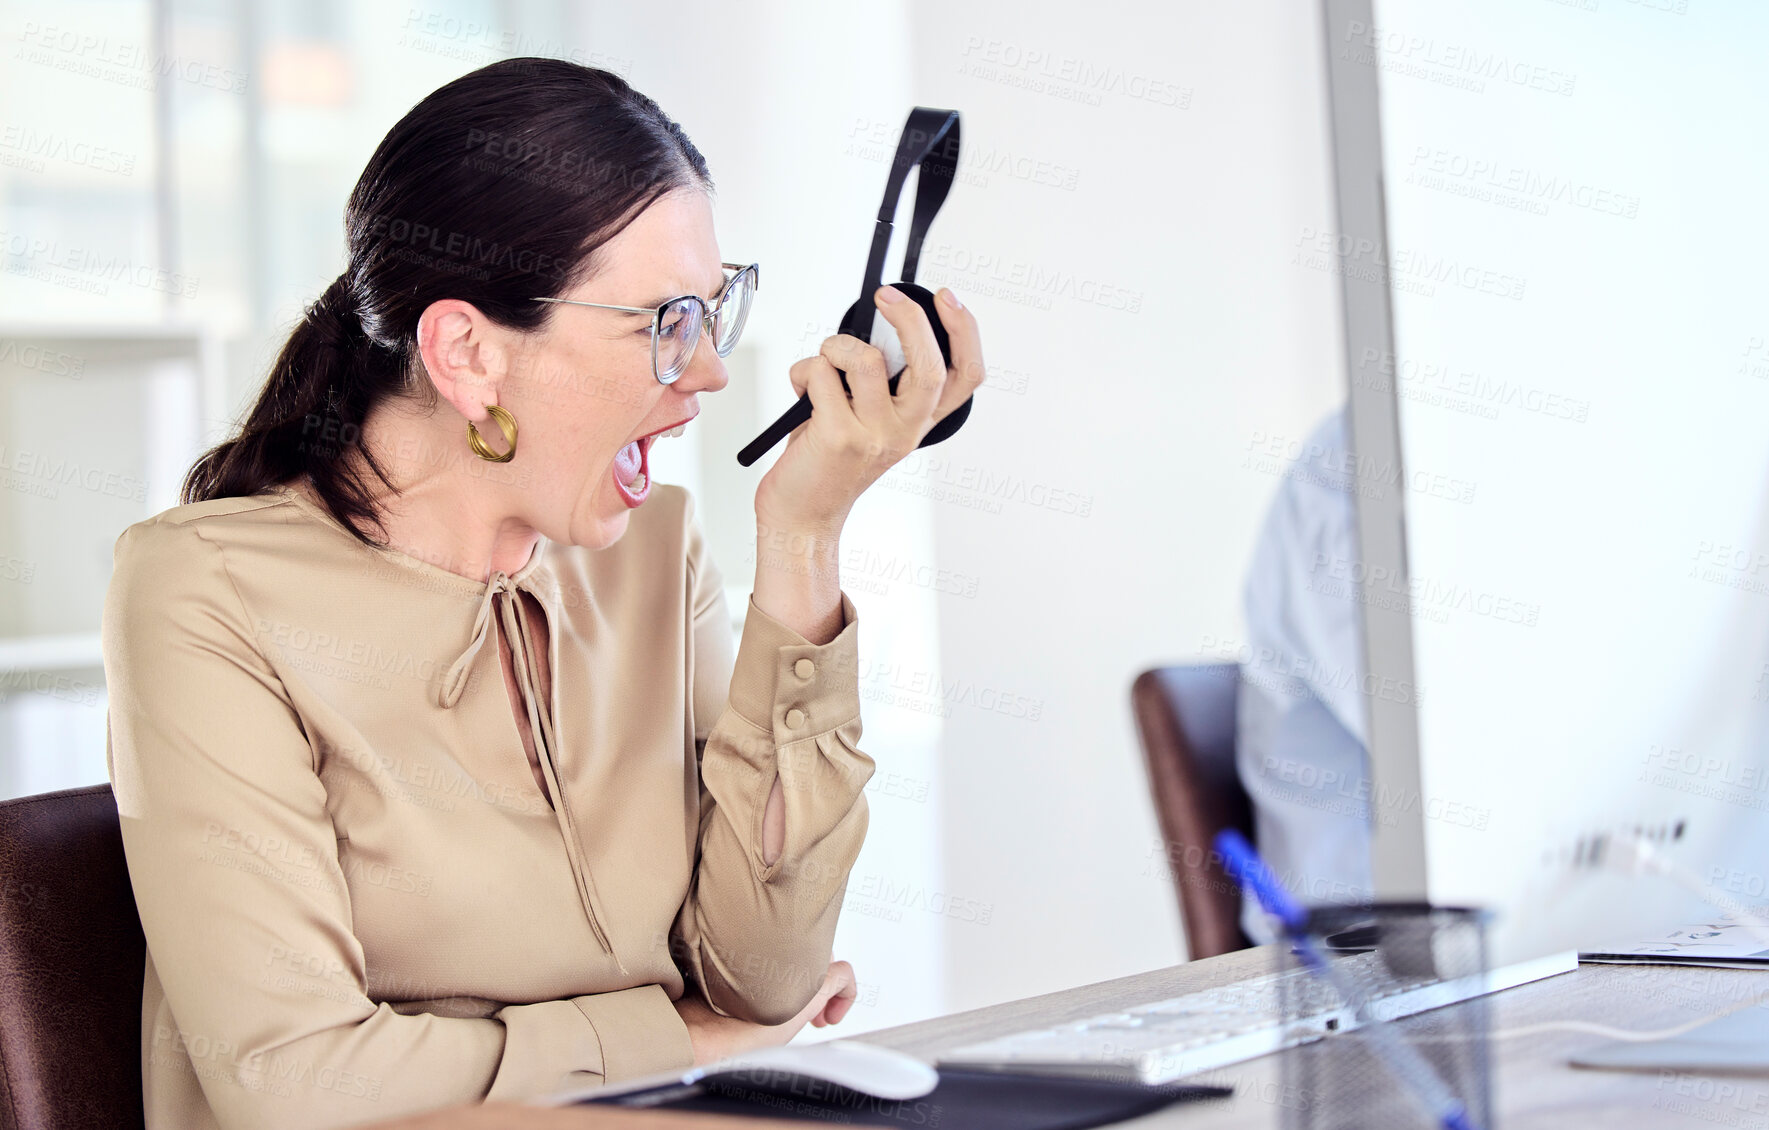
[638,271,728,310]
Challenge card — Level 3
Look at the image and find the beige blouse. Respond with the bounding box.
[101,480,873,1130]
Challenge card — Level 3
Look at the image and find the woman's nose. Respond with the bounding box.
[676,333,730,395]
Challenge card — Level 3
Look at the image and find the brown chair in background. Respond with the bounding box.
[1132,664,1255,961]
[0,784,146,1130]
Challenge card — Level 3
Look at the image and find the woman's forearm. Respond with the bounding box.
[750,521,844,646]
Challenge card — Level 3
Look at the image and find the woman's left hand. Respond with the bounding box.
[671,961,859,1064]
[754,285,985,537]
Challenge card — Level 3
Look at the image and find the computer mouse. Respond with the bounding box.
[547,1036,942,1109]
[698,1039,940,1101]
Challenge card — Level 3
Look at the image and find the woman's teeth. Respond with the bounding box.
[622,425,683,497]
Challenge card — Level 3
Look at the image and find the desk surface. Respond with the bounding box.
[855,946,1769,1128]
[370,948,1769,1128]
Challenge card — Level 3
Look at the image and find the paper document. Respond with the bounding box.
[1581,909,1769,968]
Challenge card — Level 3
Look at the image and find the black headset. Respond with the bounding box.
[737,107,973,466]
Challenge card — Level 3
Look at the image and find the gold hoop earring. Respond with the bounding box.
[467,404,518,463]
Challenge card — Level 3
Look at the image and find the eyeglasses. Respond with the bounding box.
[533,261,759,385]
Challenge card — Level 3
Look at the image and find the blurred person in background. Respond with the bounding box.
[1234,408,1375,944]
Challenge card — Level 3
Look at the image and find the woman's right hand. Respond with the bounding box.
[673,960,857,1065]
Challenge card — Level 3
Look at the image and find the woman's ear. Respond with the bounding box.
[415,298,509,419]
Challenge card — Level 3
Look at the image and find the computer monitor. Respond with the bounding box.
[1322,0,1769,966]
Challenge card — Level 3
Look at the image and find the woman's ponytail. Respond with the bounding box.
[180,270,403,545]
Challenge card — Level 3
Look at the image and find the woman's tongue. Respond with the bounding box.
[613,438,646,488]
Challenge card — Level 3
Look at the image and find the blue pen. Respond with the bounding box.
[1214,829,1481,1130]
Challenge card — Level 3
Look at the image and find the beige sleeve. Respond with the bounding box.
[671,494,875,1026]
[103,519,693,1130]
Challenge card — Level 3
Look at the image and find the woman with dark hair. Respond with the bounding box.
[102,58,984,1129]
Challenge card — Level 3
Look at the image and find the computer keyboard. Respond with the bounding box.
[934,951,1489,1084]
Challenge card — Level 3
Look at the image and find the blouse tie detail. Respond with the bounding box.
[439,569,517,710]
[434,565,624,968]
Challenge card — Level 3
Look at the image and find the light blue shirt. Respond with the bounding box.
[1235,410,1375,944]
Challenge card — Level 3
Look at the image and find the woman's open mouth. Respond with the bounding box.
[612,417,692,508]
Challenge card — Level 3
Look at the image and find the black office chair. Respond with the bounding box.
[0,784,147,1130]
[1132,664,1254,960]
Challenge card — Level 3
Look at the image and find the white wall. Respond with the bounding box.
[898,0,1348,1010]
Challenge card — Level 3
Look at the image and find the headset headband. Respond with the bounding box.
[840,107,962,340]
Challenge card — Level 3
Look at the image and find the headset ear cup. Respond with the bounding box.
[836,282,973,449]
[920,386,974,448]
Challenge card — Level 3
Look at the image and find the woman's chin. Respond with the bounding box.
[563,477,638,549]
[576,505,632,550]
